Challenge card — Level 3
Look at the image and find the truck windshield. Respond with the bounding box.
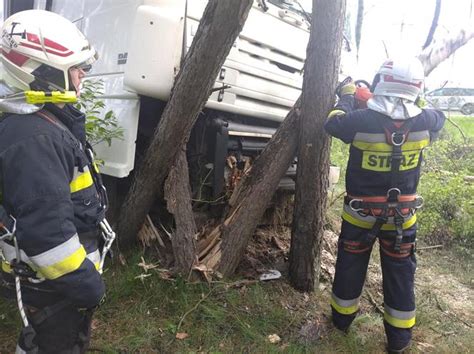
[268,0,311,18]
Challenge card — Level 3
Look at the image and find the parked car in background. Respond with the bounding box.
[425,87,474,115]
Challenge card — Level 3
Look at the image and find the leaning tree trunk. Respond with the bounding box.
[289,0,346,292]
[201,99,301,275]
[117,0,253,248]
[419,27,474,76]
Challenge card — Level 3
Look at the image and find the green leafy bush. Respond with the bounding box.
[417,172,474,244]
[75,79,124,147]
[417,117,474,244]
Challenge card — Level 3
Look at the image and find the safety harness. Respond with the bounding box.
[345,119,424,254]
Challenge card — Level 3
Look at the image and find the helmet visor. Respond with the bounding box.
[72,52,98,73]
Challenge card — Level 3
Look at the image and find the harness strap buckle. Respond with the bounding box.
[11,260,37,279]
[391,131,406,146]
[386,188,401,201]
[365,216,388,244]
[393,215,404,252]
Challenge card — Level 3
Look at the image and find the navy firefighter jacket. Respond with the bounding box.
[0,103,105,309]
[325,95,445,230]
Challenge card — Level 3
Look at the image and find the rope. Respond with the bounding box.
[12,235,29,327]
[15,273,29,327]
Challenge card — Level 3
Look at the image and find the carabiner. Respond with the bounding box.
[349,198,364,212]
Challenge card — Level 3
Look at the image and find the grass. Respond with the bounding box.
[442,114,474,138]
[1,247,472,353]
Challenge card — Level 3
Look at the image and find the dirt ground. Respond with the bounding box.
[239,226,474,352]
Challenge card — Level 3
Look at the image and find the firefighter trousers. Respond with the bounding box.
[331,220,417,351]
[1,275,94,354]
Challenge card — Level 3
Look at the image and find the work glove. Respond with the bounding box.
[340,82,356,96]
[336,77,356,98]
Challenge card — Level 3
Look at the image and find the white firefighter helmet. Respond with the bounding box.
[0,9,97,92]
[371,57,424,102]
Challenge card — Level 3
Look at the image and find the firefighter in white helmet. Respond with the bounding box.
[325,57,446,353]
[0,9,111,353]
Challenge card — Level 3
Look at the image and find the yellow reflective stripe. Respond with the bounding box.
[352,139,430,152]
[1,261,12,273]
[29,234,85,279]
[330,297,359,315]
[342,210,417,230]
[36,245,86,280]
[70,170,93,193]
[328,109,346,119]
[384,312,416,329]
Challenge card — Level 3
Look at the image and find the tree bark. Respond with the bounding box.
[164,150,197,276]
[201,99,302,276]
[117,0,253,247]
[289,0,346,292]
[419,27,474,76]
[422,0,442,49]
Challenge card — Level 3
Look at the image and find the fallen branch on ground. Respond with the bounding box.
[417,245,444,251]
[365,290,384,314]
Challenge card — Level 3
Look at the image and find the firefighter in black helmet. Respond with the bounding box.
[325,57,445,353]
[0,10,113,353]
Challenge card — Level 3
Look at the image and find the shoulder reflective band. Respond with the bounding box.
[24,91,77,104]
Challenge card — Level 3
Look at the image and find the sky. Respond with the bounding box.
[327,0,474,90]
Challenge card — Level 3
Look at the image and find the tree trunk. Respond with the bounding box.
[117,0,253,247]
[289,0,346,292]
[419,27,474,76]
[201,99,302,275]
[164,150,197,276]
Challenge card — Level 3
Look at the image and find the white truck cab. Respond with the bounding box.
[3,0,322,200]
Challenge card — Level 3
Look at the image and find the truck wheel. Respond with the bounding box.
[460,103,474,116]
